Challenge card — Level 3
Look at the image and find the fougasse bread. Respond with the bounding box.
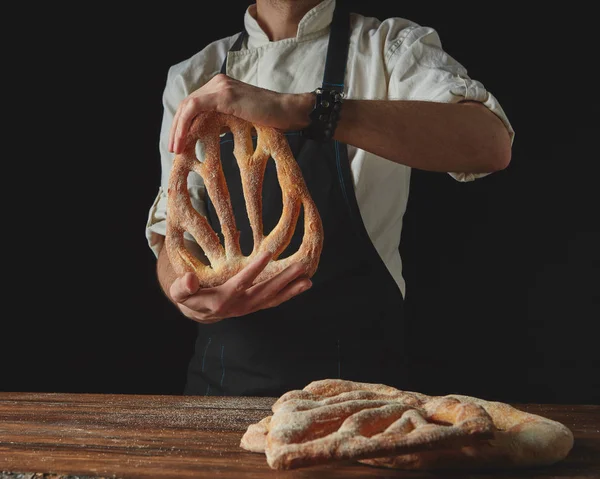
[165,111,323,287]
[241,379,574,471]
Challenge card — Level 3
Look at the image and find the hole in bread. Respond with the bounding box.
[260,156,304,260]
[194,139,205,163]
[207,133,256,256]
[183,237,212,269]
[206,136,305,259]
[278,203,304,260]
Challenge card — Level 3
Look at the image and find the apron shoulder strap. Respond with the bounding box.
[322,2,351,92]
[220,31,247,75]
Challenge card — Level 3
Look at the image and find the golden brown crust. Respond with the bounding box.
[239,379,574,471]
[239,416,271,453]
[166,111,324,287]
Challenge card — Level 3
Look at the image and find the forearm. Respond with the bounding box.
[330,99,511,173]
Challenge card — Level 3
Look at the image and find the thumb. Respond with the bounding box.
[170,272,200,303]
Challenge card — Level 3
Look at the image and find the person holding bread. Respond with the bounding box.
[145,0,514,397]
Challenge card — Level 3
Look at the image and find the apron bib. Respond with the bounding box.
[185,4,406,397]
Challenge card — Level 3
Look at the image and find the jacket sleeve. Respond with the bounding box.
[387,24,515,182]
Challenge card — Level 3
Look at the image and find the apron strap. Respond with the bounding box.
[220,31,247,75]
[322,2,350,92]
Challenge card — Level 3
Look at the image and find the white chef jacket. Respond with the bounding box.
[145,0,515,298]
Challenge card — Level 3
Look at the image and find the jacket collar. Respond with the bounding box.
[244,0,335,48]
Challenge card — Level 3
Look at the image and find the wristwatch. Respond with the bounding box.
[301,88,345,142]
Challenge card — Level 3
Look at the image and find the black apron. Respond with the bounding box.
[184,4,406,397]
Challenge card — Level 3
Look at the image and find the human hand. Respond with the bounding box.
[169,73,313,154]
[169,251,313,324]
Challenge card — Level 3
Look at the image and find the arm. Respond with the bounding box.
[169,75,511,174]
[334,99,512,173]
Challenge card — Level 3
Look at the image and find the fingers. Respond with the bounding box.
[177,301,222,325]
[259,276,312,311]
[168,73,290,155]
[169,102,194,155]
[169,258,312,324]
[171,102,199,154]
[244,261,312,311]
[225,251,273,293]
[169,74,224,154]
[170,272,200,303]
[168,106,183,153]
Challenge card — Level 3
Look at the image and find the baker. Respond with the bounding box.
[145,0,514,397]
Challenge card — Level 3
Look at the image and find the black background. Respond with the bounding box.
[3,1,598,405]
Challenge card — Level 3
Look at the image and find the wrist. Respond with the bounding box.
[284,92,315,131]
[300,88,344,142]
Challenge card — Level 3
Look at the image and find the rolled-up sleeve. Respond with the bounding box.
[145,64,208,258]
[387,25,515,182]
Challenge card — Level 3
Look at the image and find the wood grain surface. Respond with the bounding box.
[1,392,598,479]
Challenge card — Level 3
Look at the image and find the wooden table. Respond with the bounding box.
[0,392,598,479]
